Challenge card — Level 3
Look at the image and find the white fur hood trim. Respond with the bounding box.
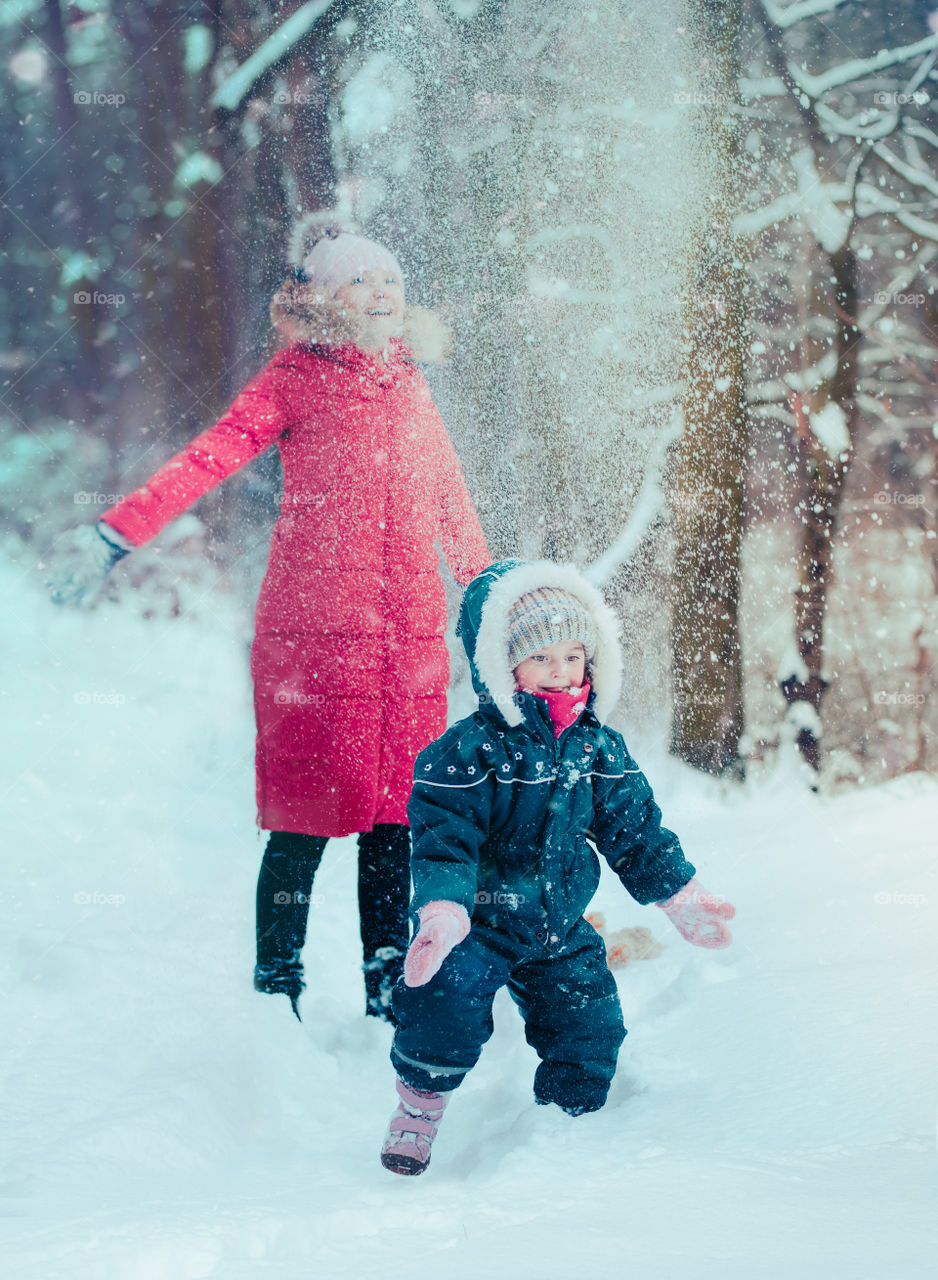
[472,560,624,728]
[270,283,452,363]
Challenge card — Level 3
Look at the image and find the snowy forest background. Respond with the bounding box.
[3,4,938,1276]
[2,0,937,785]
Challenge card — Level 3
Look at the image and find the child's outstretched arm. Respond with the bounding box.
[403,727,497,985]
[590,740,735,947]
[589,743,697,905]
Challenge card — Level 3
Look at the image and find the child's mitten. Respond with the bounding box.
[655,877,735,949]
[403,901,471,987]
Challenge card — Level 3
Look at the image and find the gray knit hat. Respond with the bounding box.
[507,587,598,670]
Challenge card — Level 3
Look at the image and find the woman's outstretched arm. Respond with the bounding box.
[100,360,298,548]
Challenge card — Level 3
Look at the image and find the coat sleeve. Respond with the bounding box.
[407,727,497,917]
[589,734,696,906]
[436,422,491,587]
[98,359,299,547]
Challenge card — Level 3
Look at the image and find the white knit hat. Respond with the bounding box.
[301,232,402,298]
[287,214,403,299]
[507,588,598,670]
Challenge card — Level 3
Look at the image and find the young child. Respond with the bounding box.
[379,559,736,1176]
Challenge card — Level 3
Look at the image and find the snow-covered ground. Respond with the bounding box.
[3,558,937,1279]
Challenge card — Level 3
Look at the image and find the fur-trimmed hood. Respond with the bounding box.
[459,560,624,728]
[270,280,452,363]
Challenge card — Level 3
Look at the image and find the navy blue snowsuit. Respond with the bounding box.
[390,560,696,1114]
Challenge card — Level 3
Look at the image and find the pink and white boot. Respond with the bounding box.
[380,1077,449,1176]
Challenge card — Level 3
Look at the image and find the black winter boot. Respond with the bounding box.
[254,831,327,1020]
[363,945,405,1023]
[358,824,411,1022]
[253,960,305,1020]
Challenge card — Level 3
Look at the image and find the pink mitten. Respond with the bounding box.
[656,877,735,949]
[404,901,472,987]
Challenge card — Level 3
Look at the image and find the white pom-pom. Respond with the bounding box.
[287,210,360,268]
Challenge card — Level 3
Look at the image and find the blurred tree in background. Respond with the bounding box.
[1,0,935,783]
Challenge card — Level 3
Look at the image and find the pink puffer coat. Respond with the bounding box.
[101,305,490,836]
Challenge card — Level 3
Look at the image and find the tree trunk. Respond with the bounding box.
[42,0,104,416]
[782,244,858,769]
[669,0,747,776]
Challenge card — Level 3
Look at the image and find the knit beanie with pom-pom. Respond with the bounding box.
[287,213,403,299]
[507,588,598,670]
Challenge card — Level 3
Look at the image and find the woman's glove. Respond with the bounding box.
[655,877,735,949]
[403,901,471,987]
[45,521,134,607]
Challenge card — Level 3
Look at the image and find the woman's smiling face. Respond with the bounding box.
[333,266,405,351]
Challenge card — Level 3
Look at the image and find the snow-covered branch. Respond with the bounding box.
[584,409,683,587]
[738,145,938,246]
[871,142,938,201]
[738,75,787,99]
[760,0,857,29]
[804,48,938,140]
[748,401,796,426]
[904,121,938,153]
[857,393,924,430]
[814,102,900,141]
[788,33,938,98]
[733,147,852,249]
[211,0,337,111]
[856,182,938,242]
[747,350,840,405]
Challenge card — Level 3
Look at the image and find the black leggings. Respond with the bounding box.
[255,824,411,970]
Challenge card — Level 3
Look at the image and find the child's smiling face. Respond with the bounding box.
[332,266,405,349]
[513,640,587,693]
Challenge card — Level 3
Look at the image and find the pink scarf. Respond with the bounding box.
[529,682,591,739]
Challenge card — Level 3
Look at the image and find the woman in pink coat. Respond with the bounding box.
[48,216,491,1020]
